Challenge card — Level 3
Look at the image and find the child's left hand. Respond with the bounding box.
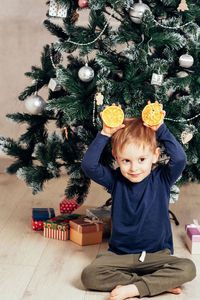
[143,101,166,131]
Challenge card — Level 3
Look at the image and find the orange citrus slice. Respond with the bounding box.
[102,105,124,128]
[142,102,163,127]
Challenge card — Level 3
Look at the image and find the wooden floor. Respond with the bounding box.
[0,173,199,300]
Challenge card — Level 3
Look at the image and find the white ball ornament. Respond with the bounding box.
[129,2,151,24]
[179,54,194,68]
[78,63,94,82]
[25,94,46,114]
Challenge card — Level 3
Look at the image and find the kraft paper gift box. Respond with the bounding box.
[185,220,200,254]
[31,216,44,231]
[86,206,111,238]
[44,214,81,241]
[32,208,55,221]
[69,217,103,246]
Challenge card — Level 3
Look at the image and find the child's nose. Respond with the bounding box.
[130,163,138,172]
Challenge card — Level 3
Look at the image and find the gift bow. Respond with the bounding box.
[193,219,200,232]
[77,217,103,232]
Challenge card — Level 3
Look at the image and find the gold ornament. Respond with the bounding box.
[64,127,68,140]
[178,0,189,11]
[95,92,104,105]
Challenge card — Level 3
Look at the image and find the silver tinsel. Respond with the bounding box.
[78,63,94,82]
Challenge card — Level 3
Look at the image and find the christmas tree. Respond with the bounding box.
[1,0,200,204]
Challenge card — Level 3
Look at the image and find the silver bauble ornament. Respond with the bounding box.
[129,2,150,24]
[78,63,94,82]
[25,94,46,114]
[179,54,194,68]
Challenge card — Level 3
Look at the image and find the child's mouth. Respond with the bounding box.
[129,173,141,177]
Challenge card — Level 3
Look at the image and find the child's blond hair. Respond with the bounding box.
[111,117,157,155]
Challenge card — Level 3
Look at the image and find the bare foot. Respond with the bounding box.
[110,284,140,300]
[167,287,182,294]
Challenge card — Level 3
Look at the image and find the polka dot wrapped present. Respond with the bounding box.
[60,197,81,214]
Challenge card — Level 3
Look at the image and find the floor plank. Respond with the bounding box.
[0,264,35,300]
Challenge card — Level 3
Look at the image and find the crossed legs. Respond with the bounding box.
[81,249,196,299]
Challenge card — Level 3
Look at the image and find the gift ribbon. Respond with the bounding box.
[76,218,103,233]
[56,5,59,17]
[48,208,51,218]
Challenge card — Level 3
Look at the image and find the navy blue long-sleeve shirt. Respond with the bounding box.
[81,124,187,254]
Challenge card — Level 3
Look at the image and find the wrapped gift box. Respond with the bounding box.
[60,197,80,214]
[44,215,69,241]
[86,206,111,238]
[69,217,103,246]
[49,0,68,18]
[44,214,80,241]
[32,208,55,221]
[185,221,200,254]
[48,78,62,92]
[31,216,44,231]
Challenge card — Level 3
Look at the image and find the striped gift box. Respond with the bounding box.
[44,227,69,241]
[44,216,69,241]
[44,214,80,241]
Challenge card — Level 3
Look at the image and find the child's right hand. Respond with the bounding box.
[100,104,125,137]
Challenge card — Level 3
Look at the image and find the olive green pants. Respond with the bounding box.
[81,249,196,298]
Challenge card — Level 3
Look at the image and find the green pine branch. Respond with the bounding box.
[19,45,55,100]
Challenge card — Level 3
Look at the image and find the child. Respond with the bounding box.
[81,102,196,300]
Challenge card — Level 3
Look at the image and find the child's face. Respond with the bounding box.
[114,142,160,183]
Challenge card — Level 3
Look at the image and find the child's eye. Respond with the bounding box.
[139,158,145,162]
[122,159,130,163]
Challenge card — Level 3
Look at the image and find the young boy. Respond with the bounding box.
[81,102,196,300]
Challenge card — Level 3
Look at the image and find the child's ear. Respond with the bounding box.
[112,151,117,161]
[153,147,160,163]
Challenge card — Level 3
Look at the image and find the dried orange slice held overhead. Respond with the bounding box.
[102,105,124,128]
[142,102,164,127]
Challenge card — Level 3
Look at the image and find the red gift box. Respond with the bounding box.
[60,197,80,214]
[31,216,44,231]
